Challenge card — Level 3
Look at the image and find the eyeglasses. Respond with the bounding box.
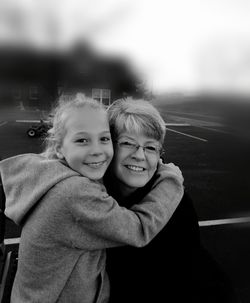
[115,140,161,156]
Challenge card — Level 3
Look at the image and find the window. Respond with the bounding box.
[92,88,111,106]
[13,87,22,100]
[29,86,39,100]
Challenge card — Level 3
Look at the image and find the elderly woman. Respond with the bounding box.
[104,98,239,303]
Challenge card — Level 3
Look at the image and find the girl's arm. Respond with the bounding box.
[65,164,183,250]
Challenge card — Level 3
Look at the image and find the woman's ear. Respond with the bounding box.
[158,156,165,164]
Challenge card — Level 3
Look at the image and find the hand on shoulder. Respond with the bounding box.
[155,160,184,185]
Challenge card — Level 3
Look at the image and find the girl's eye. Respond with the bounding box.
[101,137,111,143]
[75,138,88,143]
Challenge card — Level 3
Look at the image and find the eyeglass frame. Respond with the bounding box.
[115,140,163,156]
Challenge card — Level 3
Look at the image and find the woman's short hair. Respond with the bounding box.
[42,93,105,159]
[107,98,166,144]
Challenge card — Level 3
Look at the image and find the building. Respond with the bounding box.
[0,44,144,110]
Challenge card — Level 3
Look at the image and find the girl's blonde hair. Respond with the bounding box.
[42,93,106,159]
[107,98,166,145]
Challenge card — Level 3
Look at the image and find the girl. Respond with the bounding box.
[0,93,183,303]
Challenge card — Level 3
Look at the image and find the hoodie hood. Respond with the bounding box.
[0,153,79,225]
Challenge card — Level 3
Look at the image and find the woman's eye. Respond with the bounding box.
[119,141,135,148]
[145,146,158,152]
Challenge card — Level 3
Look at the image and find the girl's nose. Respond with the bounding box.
[89,142,103,155]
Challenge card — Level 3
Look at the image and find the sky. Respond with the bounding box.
[0,0,250,95]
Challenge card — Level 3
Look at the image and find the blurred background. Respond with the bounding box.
[0,0,250,301]
[0,0,250,104]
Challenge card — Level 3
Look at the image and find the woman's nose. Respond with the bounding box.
[131,146,146,160]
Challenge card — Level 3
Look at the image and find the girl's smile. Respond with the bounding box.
[58,107,113,180]
[84,160,108,168]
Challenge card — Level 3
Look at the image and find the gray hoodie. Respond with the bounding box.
[0,153,183,303]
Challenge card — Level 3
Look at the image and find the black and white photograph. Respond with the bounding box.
[0,0,250,302]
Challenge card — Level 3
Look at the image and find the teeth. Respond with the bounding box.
[87,161,105,168]
[127,165,144,172]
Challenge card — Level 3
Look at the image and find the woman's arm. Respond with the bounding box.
[64,167,184,250]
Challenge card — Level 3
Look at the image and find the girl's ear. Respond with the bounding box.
[55,145,64,159]
[57,152,64,159]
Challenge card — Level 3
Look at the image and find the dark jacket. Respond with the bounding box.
[105,173,239,303]
[0,176,5,246]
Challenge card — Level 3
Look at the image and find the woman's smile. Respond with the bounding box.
[124,164,146,172]
[110,132,160,191]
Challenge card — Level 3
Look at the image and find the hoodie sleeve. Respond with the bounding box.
[151,162,184,191]
[0,154,78,225]
[63,169,183,250]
